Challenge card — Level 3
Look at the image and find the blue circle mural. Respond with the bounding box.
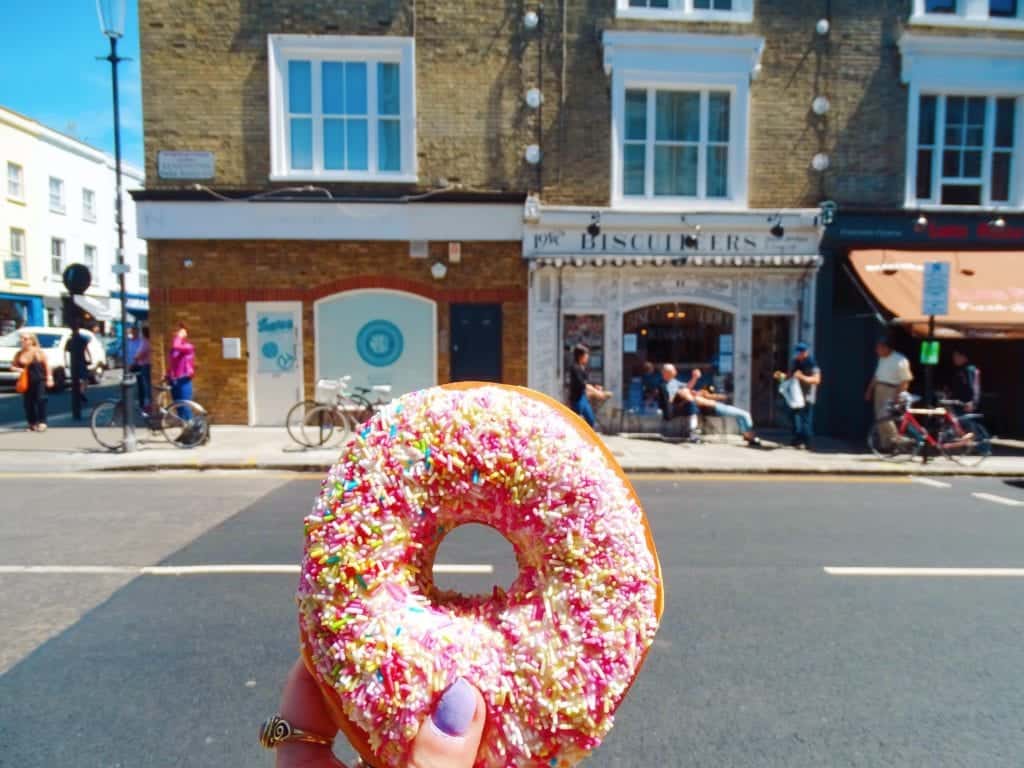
[261,341,280,361]
[356,320,404,367]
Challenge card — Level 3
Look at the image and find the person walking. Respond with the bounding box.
[785,342,822,450]
[66,329,92,404]
[949,349,981,414]
[864,336,913,447]
[167,323,196,420]
[566,344,609,428]
[132,326,153,413]
[11,332,53,432]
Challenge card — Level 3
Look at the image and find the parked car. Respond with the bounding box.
[0,327,108,390]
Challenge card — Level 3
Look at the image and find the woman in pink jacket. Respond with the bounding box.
[167,323,196,419]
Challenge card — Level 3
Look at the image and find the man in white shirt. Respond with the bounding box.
[864,336,913,446]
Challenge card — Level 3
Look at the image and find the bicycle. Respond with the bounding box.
[286,378,393,447]
[90,381,211,451]
[867,393,990,466]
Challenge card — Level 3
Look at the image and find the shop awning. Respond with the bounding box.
[849,249,1024,339]
[73,294,114,321]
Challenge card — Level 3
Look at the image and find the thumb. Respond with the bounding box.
[408,678,486,768]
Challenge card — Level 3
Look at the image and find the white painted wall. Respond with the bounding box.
[0,107,148,325]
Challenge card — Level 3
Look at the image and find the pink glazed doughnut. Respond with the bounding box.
[298,382,663,768]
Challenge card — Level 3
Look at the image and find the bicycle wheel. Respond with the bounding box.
[286,399,322,447]
[162,400,210,448]
[941,421,991,467]
[90,399,126,451]
[300,405,343,447]
[868,418,919,462]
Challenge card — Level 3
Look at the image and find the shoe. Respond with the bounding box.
[746,437,764,448]
[36,423,47,432]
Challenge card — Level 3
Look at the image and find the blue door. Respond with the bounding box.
[449,304,502,382]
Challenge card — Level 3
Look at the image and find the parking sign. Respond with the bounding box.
[921,261,950,316]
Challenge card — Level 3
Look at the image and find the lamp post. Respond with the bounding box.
[96,0,136,451]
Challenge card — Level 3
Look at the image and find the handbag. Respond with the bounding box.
[779,376,806,410]
[15,367,29,394]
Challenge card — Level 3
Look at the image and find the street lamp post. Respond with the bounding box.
[96,0,136,451]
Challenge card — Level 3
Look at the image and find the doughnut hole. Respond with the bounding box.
[430,523,519,597]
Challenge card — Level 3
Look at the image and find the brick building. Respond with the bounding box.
[135,1,1023,432]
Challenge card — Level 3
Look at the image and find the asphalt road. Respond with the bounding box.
[0,376,122,428]
[2,473,1024,767]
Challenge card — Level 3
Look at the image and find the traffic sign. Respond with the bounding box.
[62,263,92,295]
[920,340,940,366]
[921,261,950,316]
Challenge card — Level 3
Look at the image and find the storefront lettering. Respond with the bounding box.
[258,316,293,333]
[928,223,969,240]
[578,232,760,253]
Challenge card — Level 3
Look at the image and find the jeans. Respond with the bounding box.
[135,364,152,411]
[791,403,814,446]
[714,402,753,435]
[170,376,193,421]
[572,394,596,428]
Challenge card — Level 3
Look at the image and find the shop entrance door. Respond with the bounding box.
[450,304,502,382]
[246,301,303,426]
[751,315,791,427]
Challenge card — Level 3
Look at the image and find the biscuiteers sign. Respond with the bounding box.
[525,229,816,257]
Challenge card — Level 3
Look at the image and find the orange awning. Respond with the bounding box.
[849,249,1024,340]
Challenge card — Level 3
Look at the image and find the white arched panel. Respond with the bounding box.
[315,289,436,396]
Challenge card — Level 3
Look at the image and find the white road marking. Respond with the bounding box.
[825,567,1024,577]
[911,477,952,489]
[0,563,493,576]
[972,492,1024,508]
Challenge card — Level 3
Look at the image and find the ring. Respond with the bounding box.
[258,714,334,749]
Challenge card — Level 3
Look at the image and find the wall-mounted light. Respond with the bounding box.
[990,216,1007,229]
[914,213,929,232]
[183,258,194,269]
[524,10,540,30]
[811,153,830,172]
[812,96,830,116]
[430,262,448,280]
[586,212,601,238]
[525,88,543,109]
[816,18,830,35]
[769,215,785,239]
[524,194,541,222]
[525,144,542,165]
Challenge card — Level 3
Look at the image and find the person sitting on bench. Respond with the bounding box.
[658,364,701,439]
[684,369,763,448]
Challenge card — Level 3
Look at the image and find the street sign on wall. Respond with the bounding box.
[157,151,216,180]
[921,261,950,316]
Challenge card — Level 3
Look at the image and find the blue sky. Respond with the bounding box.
[1,1,144,169]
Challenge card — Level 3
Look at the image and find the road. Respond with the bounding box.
[0,377,122,428]
[2,473,1023,767]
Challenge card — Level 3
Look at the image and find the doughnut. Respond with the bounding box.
[297,383,663,768]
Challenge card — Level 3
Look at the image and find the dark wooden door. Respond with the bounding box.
[751,316,792,427]
[450,304,502,382]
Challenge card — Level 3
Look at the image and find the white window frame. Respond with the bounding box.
[50,238,65,276]
[49,176,65,214]
[7,228,26,281]
[83,188,97,222]
[7,162,24,202]
[901,33,1024,210]
[138,252,149,289]
[604,32,763,212]
[268,35,417,183]
[617,0,754,23]
[83,244,97,272]
[911,0,1024,30]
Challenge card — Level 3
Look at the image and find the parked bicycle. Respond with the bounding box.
[868,393,991,466]
[91,380,210,451]
[286,377,393,448]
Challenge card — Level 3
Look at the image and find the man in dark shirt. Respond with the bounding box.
[567,344,608,428]
[786,342,822,450]
[949,349,981,413]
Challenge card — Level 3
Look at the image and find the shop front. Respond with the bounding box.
[525,209,823,425]
[816,210,1024,439]
[0,292,44,334]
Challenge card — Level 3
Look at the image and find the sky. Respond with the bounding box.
[1,1,144,169]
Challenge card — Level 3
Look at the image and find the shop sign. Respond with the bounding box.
[921,261,950,316]
[157,151,216,180]
[526,229,816,257]
[832,214,1024,246]
[257,312,297,373]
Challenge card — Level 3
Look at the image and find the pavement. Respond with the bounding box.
[3,473,1024,767]
[0,421,1023,476]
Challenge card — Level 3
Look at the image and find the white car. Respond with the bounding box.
[0,327,108,390]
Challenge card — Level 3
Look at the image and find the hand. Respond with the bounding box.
[275,659,485,768]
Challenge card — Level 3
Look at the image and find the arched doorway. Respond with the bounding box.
[622,302,735,407]
[315,289,437,396]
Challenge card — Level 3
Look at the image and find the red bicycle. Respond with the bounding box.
[868,394,991,466]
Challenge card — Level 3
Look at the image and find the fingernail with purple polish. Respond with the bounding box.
[431,678,475,737]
